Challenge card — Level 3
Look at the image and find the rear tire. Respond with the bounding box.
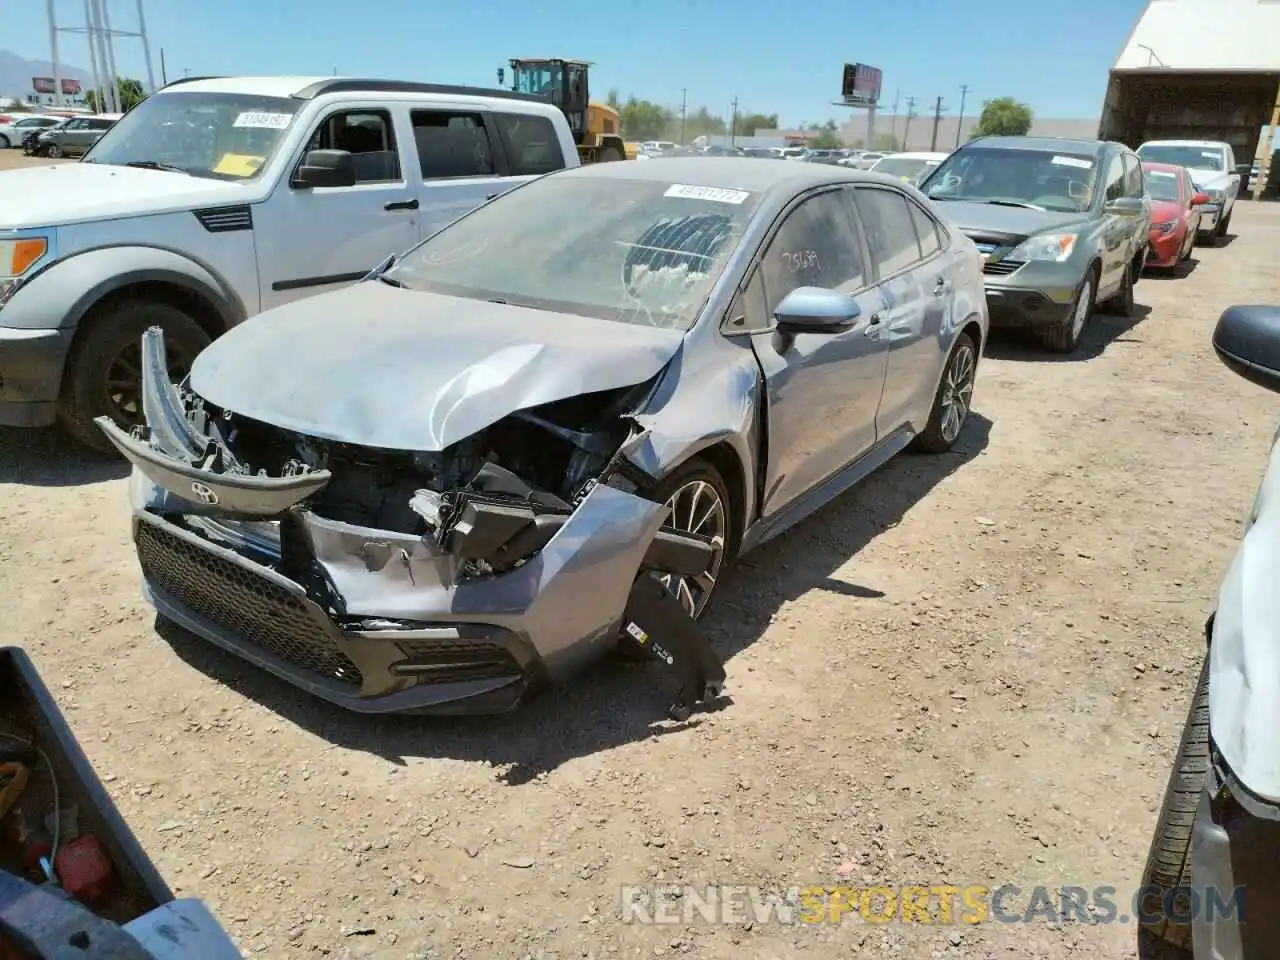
[1039,266,1096,354]
[912,333,977,454]
[57,300,211,454]
[1138,659,1209,953]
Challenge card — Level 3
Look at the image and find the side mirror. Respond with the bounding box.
[774,286,860,335]
[1191,192,1211,206]
[293,149,356,189]
[1105,196,1145,216]
[1213,306,1280,393]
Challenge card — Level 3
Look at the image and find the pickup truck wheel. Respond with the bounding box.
[1137,659,1208,954]
[57,300,211,454]
[614,457,732,659]
[1039,267,1096,353]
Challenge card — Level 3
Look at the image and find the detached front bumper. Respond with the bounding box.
[101,329,722,716]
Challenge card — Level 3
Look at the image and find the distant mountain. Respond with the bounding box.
[0,49,95,101]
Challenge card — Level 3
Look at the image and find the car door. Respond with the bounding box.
[406,107,531,241]
[746,188,889,518]
[1098,152,1128,296]
[253,104,421,311]
[853,186,945,438]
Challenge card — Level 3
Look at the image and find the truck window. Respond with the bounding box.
[493,113,564,176]
[412,110,495,180]
[303,109,401,184]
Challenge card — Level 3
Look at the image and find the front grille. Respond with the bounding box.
[136,520,362,686]
[394,637,520,685]
[983,259,1025,276]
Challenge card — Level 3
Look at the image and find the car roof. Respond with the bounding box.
[157,75,547,107]
[561,156,910,195]
[878,151,948,161]
[1138,139,1228,149]
[966,136,1107,155]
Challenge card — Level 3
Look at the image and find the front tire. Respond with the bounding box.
[57,300,211,454]
[1039,266,1096,354]
[615,457,732,656]
[1215,208,1231,242]
[597,145,625,163]
[913,333,977,454]
[0,135,10,149]
[45,143,62,159]
[1137,659,1209,954]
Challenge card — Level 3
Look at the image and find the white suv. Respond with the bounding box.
[1135,139,1242,244]
[0,76,578,450]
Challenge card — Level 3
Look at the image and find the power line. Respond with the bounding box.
[956,85,970,148]
[902,96,918,149]
[930,96,946,152]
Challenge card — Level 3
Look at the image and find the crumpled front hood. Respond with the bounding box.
[0,162,249,230]
[935,200,1089,238]
[1210,431,1280,804]
[189,281,687,451]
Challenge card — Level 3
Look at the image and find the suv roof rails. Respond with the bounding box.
[291,78,545,103]
[157,75,226,90]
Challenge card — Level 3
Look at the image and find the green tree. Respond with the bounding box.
[619,97,672,140]
[807,119,843,149]
[971,97,1033,138]
[86,77,146,113]
[605,88,620,109]
[734,112,778,137]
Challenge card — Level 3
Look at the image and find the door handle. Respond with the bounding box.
[864,312,883,335]
[933,277,948,295]
[384,198,419,212]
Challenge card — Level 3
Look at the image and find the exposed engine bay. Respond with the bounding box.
[95,328,727,720]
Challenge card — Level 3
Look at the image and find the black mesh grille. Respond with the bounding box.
[395,637,519,685]
[136,520,362,686]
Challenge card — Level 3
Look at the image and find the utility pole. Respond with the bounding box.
[889,88,900,149]
[159,47,167,86]
[902,96,917,150]
[955,85,970,148]
[679,88,687,145]
[930,96,946,152]
[730,97,739,147]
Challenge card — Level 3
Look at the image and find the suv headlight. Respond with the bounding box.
[0,236,50,308]
[1007,233,1077,263]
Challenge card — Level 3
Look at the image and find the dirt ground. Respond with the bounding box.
[3,146,1280,958]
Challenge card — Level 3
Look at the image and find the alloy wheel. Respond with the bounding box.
[659,479,727,618]
[104,340,195,427]
[939,344,976,444]
[1071,277,1094,340]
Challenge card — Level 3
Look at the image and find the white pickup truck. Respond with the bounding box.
[1136,139,1242,244]
[0,75,579,450]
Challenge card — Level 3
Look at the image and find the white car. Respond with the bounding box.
[1140,303,1280,960]
[867,151,948,185]
[1135,139,1241,244]
[0,113,63,149]
[0,75,579,450]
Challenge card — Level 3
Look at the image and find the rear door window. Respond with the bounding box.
[493,112,564,175]
[854,187,922,279]
[906,200,942,259]
[411,110,495,180]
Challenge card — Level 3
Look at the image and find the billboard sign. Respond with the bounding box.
[31,76,56,94]
[61,78,81,95]
[840,63,883,107]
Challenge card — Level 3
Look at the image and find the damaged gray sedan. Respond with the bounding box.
[97,158,988,716]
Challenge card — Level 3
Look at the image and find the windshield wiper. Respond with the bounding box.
[980,199,1045,211]
[375,274,405,289]
[123,160,189,174]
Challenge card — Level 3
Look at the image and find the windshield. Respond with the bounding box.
[83,91,303,180]
[1143,168,1181,202]
[872,157,937,179]
[1137,144,1223,171]
[384,176,759,331]
[923,147,1097,212]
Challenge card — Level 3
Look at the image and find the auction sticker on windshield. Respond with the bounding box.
[232,112,293,130]
[1051,156,1093,169]
[665,184,751,204]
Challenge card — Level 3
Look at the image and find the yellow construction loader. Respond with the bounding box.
[505,58,635,163]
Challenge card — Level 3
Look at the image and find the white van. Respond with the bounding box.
[0,76,579,449]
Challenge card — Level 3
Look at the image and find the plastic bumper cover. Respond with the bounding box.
[0,326,72,427]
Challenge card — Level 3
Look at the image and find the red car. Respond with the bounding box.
[1142,161,1210,271]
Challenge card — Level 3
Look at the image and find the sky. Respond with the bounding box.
[9,0,1148,124]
